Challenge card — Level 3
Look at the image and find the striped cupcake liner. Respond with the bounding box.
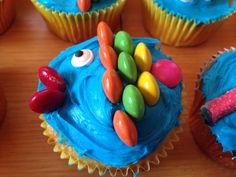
[142,0,235,47]
[31,0,127,43]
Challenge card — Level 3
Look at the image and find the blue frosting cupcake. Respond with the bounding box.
[153,0,236,24]
[31,0,127,43]
[37,0,118,14]
[190,48,236,168]
[29,24,183,175]
[142,0,236,46]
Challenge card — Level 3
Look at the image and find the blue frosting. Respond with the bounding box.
[202,50,236,152]
[153,0,236,24]
[38,37,183,167]
[37,0,118,14]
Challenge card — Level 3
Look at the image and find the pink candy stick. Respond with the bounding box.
[201,88,236,124]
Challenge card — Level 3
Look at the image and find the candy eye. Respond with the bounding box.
[71,49,94,67]
[180,0,194,3]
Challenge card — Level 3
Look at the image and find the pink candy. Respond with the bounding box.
[151,59,182,88]
[201,88,236,124]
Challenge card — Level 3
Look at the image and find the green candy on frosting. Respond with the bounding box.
[114,31,135,55]
[122,85,145,120]
[118,52,137,84]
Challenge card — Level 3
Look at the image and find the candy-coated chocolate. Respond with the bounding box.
[29,89,66,113]
[97,21,114,46]
[99,45,117,69]
[77,0,91,12]
[122,85,145,120]
[151,59,182,88]
[134,42,152,72]
[39,66,66,91]
[118,52,137,84]
[113,110,138,147]
[137,72,160,106]
[114,31,134,55]
[102,69,123,104]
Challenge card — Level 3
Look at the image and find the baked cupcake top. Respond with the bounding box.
[153,0,236,24]
[201,49,236,153]
[37,0,118,13]
[29,23,183,167]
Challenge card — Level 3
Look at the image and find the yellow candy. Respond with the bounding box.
[134,42,152,72]
[137,72,160,106]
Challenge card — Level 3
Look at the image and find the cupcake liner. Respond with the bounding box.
[142,0,235,47]
[189,47,236,168]
[38,92,187,176]
[31,0,126,43]
[0,0,15,34]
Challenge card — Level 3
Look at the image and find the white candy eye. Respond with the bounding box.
[71,49,94,67]
[180,0,193,3]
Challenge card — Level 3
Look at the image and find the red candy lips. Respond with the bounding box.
[29,66,66,113]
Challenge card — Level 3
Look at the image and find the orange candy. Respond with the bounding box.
[78,0,91,12]
[99,45,117,69]
[113,110,138,147]
[97,21,114,46]
[102,69,123,104]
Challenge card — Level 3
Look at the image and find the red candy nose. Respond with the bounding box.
[29,89,66,113]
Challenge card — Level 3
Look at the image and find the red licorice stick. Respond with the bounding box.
[201,88,236,124]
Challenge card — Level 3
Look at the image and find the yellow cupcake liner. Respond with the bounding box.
[31,0,126,43]
[38,92,187,176]
[142,0,235,47]
[0,0,15,34]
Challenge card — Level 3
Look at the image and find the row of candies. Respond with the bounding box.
[98,22,182,146]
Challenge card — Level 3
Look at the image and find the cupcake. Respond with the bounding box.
[0,0,15,34]
[142,0,236,47]
[190,47,236,168]
[29,22,184,176]
[31,0,127,43]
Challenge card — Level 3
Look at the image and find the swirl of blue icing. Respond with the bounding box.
[202,50,236,152]
[38,37,183,167]
[153,0,236,24]
[37,0,118,14]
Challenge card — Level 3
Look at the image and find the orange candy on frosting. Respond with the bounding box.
[99,45,117,69]
[97,21,114,46]
[77,0,91,12]
[102,69,123,104]
[113,110,138,147]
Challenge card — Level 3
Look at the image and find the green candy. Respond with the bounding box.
[118,52,137,84]
[92,0,99,2]
[114,31,135,55]
[122,85,145,120]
